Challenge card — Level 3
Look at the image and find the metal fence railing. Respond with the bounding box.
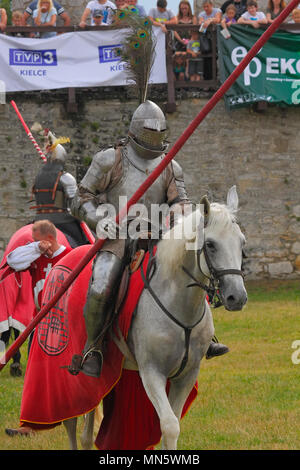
[4,22,298,112]
[165,24,219,112]
[3,23,219,113]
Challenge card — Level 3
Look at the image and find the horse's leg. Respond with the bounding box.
[10,329,22,377]
[80,405,103,450]
[140,368,180,450]
[94,404,103,432]
[63,417,78,450]
[80,409,96,450]
[168,368,200,424]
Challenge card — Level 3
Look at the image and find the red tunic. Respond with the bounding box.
[0,226,72,333]
[28,247,72,313]
[5,241,72,315]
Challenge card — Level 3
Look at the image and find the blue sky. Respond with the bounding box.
[140,0,184,16]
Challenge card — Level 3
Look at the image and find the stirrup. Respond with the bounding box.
[64,347,103,377]
[80,347,103,378]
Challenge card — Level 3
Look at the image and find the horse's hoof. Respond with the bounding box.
[10,363,22,377]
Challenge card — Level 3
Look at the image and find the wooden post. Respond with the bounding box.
[211,26,217,82]
[165,31,177,113]
[67,87,78,113]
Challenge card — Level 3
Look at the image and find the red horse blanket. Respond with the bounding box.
[0,225,70,334]
[20,245,198,449]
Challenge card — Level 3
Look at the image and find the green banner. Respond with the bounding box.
[217,24,300,109]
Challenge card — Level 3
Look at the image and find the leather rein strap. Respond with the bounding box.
[182,244,244,308]
[140,246,206,379]
[140,240,244,379]
[201,244,244,281]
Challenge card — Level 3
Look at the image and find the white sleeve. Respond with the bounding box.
[60,172,78,199]
[6,242,42,271]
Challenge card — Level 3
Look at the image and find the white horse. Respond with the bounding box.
[63,406,102,450]
[64,186,247,450]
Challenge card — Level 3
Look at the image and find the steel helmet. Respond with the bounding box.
[128,100,168,159]
[44,129,69,163]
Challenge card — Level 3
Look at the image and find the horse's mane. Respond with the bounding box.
[156,203,237,277]
[204,202,237,229]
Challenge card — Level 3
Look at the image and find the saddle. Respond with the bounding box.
[67,236,157,375]
[114,234,156,317]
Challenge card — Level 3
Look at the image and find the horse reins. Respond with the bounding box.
[140,239,244,380]
[182,243,244,308]
[200,242,244,282]
[140,245,206,379]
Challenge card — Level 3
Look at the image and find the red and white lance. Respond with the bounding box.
[0,0,298,370]
[11,100,48,162]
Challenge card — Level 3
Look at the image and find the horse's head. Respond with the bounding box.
[199,186,247,311]
[157,186,247,311]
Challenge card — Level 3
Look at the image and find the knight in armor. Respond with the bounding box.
[70,100,228,378]
[31,129,89,248]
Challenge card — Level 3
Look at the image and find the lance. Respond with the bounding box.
[0,0,298,370]
[11,100,48,162]
[10,100,95,245]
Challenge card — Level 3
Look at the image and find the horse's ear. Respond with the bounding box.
[227,185,239,212]
[200,195,210,226]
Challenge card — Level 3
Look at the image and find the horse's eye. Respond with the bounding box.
[206,240,215,250]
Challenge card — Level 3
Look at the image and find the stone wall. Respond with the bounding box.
[1,91,300,280]
[170,99,300,280]
[2,1,300,280]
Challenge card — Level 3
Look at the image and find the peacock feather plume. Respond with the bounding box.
[114,8,156,104]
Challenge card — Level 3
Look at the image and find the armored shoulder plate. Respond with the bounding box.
[93,148,116,173]
[60,172,78,199]
[171,160,184,181]
[80,147,116,194]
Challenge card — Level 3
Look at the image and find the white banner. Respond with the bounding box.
[0,29,167,92]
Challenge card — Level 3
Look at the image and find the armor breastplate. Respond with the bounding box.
[32,161,66,209]
[105,144,168,215]
[32,161,74,223]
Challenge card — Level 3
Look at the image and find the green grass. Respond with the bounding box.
[1,280,300,450]
[178,280,300,450]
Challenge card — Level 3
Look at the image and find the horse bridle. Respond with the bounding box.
[140,239,244,380]
[182,241,244,308]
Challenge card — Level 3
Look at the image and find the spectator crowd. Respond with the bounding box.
[0,0,299,84]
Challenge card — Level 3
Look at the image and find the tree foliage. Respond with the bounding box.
[0,0,12,24]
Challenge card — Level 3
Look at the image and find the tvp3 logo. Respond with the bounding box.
[9,48,57,78]
[98,44,126,72]
[98,44,121,64]
[9,49,57,66]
